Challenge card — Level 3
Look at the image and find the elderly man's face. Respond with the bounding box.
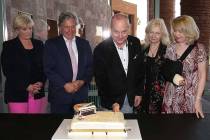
[111,19,129,47]
[60,18,76,40]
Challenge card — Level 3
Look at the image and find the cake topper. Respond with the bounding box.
[74,102,96,117]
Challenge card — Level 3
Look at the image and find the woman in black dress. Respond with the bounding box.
[1,14,46,113]
[140,18,170,114]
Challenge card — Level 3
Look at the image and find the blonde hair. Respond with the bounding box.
[171,15,199,45]
[13,14,34,30]
[144,18,170,47]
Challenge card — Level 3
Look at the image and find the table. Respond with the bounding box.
[52,119,141,140]
[0,113,209,140]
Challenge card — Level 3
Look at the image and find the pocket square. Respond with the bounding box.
[133,54,138,60]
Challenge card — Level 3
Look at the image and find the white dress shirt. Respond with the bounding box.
[114,42,129,75]
[114,41,133,113]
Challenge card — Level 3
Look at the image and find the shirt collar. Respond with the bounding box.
[63,36,76,42]
[113,40,128,50]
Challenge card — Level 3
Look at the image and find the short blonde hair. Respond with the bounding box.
[13,14,34,30]
[144,18,170,47]
[171,15,199,45]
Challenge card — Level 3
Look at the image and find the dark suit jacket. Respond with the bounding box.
[43,35,93,104]
[93,35,145,110]
[1,37,46,103]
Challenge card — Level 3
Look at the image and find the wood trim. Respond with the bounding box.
[111,0,137,35]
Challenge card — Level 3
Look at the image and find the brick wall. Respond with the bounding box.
[160,0,175,31]
[148,0,155,20]
[181,0,210,49]
[148,0,175,31]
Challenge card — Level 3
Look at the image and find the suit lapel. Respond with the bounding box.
[75,37,83,79]
[57,35,73,73]
[128,40,135,61]
[127,38,136,77]
[109,38,127,77]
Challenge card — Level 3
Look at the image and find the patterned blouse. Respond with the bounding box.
[162,42,207,113]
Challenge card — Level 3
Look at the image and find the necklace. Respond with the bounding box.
[149,46,159,57]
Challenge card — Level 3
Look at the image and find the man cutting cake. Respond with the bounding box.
[93,13,145,113]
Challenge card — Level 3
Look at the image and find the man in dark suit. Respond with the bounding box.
[94,13,144,113]
[43,12,93,114]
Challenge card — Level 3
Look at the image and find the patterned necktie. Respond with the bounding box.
[68,40,78,81]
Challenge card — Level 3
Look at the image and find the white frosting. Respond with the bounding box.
[70,111,125,130]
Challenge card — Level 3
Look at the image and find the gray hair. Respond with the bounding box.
[58,12,78,26]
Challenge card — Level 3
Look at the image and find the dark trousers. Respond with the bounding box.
[50,103,74,116]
